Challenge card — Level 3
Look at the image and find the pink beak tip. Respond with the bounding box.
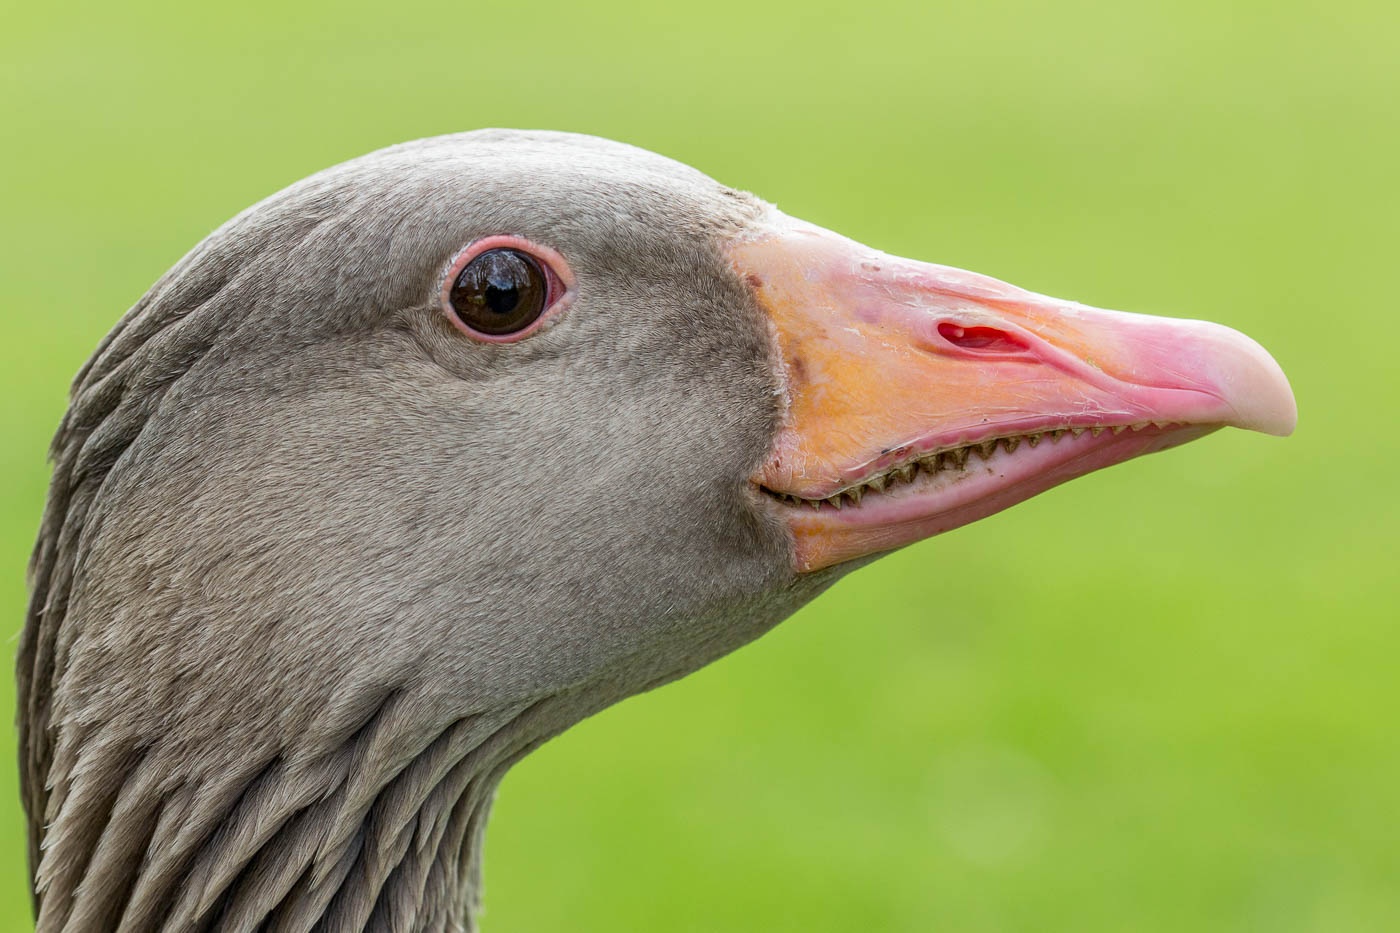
[1196,321,1298,438]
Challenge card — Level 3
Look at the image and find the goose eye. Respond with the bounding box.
[449,248,548,336]
[441,236,573,342]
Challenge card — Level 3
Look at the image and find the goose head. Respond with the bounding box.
[19,129,1294,931]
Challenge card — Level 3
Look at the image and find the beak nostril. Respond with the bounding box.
[936,322,1031,354]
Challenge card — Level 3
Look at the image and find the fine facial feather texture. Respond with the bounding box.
[21,130,842,931]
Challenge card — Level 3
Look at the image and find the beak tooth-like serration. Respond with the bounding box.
[772,410,1194,514]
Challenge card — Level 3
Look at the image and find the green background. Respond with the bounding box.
[2,0,1395,929]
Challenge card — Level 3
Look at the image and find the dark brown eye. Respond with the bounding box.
[448,248,548,336]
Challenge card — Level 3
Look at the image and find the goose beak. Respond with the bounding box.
[727,211,1297,572]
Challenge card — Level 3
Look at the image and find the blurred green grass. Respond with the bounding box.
[2,0,1396,930]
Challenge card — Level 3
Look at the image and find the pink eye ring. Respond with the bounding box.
[441,236,574,341]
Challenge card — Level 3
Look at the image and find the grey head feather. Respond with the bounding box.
[20,130,843,931]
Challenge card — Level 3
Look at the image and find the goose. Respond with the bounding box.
[19,129,1296,931]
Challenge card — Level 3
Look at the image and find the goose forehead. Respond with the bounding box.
[302,129,764,232]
